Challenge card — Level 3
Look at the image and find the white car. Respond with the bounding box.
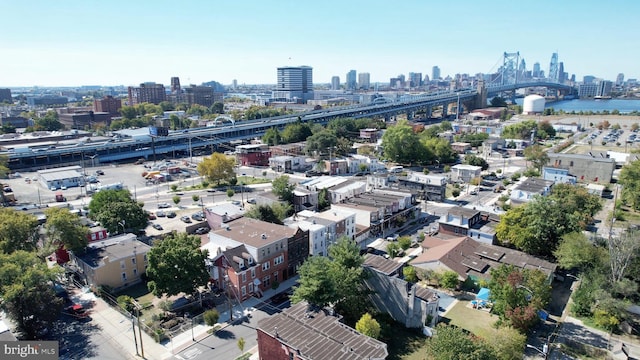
[157,202,171,209]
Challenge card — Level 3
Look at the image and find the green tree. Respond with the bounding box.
[192,195,200,203]
[211,102,224,114]
[244,204,286,225]
[291,256,336,307]
[272,175,295,202]
[423,136,456,164]
[490,97,507,107]
[88,188,134,218]
[486,326,526,360]
[464,154,489,170]
[619,160,640,210]
[172,195,181,206]
[93,201,148,235]
[0,251,64,339]
[197,153,236,185]
[554,232,606,271]
[146,233,210,297]
[0,208,40,254]
[281,122,312,143]
[305,130,338,157]
[426,324,493,360]
[386,242,400,258]
[355,313,381,339]
[398,236,411,250]
[381,120,424,164]
[34,110,63,131]
[203,309,220,326]
[317,188,330,211]
[43,207,89,253]
[440,271,459,290]
[237,337,246,354]
[403,266,418,283]
[262,127,282,146]
[523,144,549,172]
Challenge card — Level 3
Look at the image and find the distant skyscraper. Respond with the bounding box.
[346,70,357,90]
[432,66,441,81]
[583,75,596,84]
[597,80,613,97]
[331,76,340,90]
[170,77,181,94]
[273,66,313,102]
[533,62,541,78]
[616,73,625,86]
[409,72,422,87]
[358,73,370,90]
[548,53,559,82]
[232,79,238,89]
[558,62,565,83]
[0,88,11,103]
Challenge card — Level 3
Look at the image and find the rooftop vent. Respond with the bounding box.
[261,233,267,239]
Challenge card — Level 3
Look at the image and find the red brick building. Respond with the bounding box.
[208,218,306,300]
[257,301,388,360]
[93,96,122,117]
[235,144,271,166]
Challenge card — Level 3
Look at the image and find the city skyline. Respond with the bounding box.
[1,0,637,87]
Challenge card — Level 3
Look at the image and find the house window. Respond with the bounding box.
[273,271,278,283]
[248,283,254,294]
[251,268,256,278]
[143,255,147,263]
[274,255,284,265]
[241,272,247,283]
[241,286,246,296]
[120,260,125,269]
[131,257,136,265]
[262,261,270,271]
[122,273,127,281]
[263,276,270,288]
[133,268,138,277]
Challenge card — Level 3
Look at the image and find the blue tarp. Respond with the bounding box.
[477,287,490,301]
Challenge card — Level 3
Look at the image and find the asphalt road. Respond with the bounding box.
[173,298,290,360]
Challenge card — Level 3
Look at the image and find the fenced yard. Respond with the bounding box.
[442,300,499,339]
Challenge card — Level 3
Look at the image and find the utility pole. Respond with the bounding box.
[131,314,139,356]
[137,306,145,359]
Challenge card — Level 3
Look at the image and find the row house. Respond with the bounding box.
[204,202,245,230]
[207,218,308,300]
[397,173,447,202]
[346,154,386,173]
[510,178,554,205]
[332,189,418,244]
[284,208,357,256]
[235,144,271,167]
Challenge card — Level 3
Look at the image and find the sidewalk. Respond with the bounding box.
[169,276,299,355]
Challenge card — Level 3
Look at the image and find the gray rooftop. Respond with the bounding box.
[513,178,554,193]
[77,234,150,268]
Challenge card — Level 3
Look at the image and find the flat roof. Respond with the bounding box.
[211,217,296,248]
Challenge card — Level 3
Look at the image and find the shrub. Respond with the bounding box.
[204,309,220,326]
[117,295,135,313]
[398,236,411,250]
[170,184,178,192]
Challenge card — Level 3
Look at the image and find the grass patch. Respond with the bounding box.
[235,354,251,360]
[442,300,499,339]
[116,282,155,305]
[237,175,270,185]
[380,320,428,360]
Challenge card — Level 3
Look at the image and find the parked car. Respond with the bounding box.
[167,211,177,218]
[152,223,163,230]
[157,202,171,209]
[95,170,104,176]
[156,211,166,217]
[195,227,210,235]
[180,216,192,223]
[191,212,204,221]
[148,212,157,220]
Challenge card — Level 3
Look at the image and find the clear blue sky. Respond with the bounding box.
[1,0,637,87]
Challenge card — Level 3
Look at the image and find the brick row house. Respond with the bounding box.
[205,218,309,301]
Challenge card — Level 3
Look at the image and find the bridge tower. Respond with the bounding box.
[501,52,520,86]
[475,80,487,109]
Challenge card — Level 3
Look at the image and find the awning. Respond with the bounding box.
[253,278,261,286]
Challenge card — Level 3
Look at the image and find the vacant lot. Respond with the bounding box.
[442,300,499,339]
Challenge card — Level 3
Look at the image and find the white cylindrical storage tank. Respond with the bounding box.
[522,95,545,114]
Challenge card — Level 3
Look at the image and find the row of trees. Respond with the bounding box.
[381,119,457,165]
[501,119,556,140]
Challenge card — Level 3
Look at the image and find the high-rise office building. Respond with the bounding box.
[616,73,625,86]
[558,62,565,84]
[532,62,541,78]
[170,77,181,94]
[346,70,357,90]
[583,76,596,84]
[358,73,370,90]
[409,72,422,87]
[432,66,441,81]
[127,82,167,105]
[232,79,238,90]
[273,66,313,102]
[548,52,559,82]
[0,88,11,103]
[331,76,340,90]
[597,80,613,97]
